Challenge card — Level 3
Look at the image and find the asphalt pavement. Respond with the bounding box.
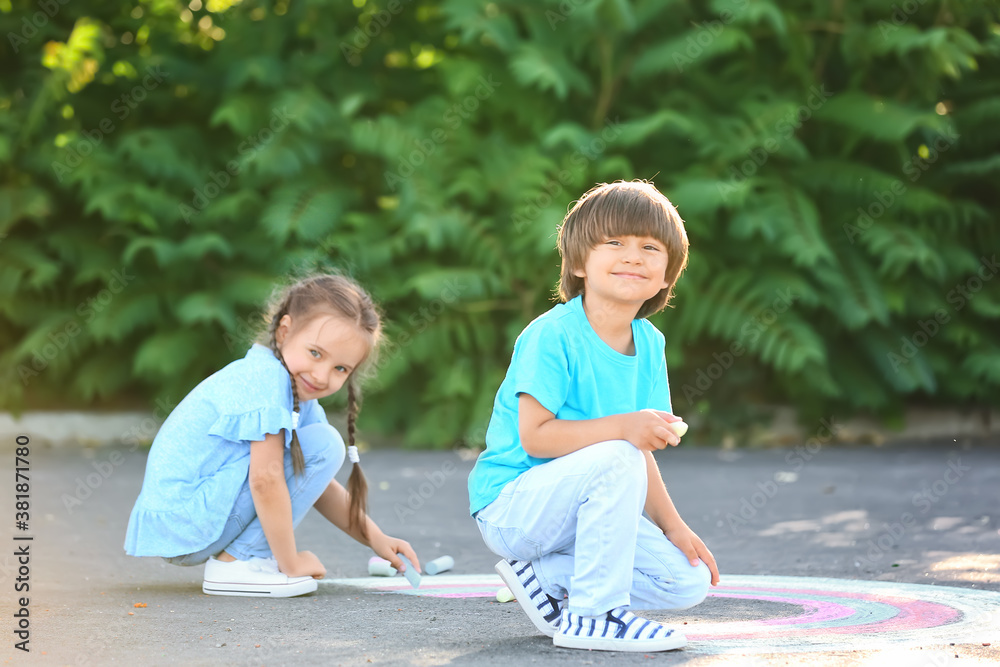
[2,434,999,666]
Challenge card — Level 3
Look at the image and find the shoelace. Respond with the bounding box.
[247,558,279,574]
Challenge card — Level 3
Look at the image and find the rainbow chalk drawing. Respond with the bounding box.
[320,574,1000,654]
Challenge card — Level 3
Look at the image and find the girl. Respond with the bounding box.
[124,274,420,597]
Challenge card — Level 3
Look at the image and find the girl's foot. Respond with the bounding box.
[202,556,318,598]
[553,606,686,652]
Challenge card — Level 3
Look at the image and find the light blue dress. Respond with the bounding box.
[124,344,328,558]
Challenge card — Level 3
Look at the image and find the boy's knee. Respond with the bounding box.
[586,440,645,481]
[295,423,346,469]
[671,561,712,610]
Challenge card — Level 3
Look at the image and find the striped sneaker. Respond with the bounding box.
[494,559,563,636]
[553,606,686,652]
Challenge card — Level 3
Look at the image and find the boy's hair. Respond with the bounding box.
[556,180,689,318]
[261,273,381,537]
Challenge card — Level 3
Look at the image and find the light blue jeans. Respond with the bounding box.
[165,423,345,565]
[476,440,711,617]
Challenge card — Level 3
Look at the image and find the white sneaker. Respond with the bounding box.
[202,557,318,598]
[553,606,686,652]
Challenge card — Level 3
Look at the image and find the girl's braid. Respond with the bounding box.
[268,296,306,475]
[346,378,368,537]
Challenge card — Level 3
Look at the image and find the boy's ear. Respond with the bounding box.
[572,265,587,278]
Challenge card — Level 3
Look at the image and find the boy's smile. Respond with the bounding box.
[574,235,671,312]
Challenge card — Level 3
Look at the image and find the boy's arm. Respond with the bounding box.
[518,393,680,458]
[644,451,720,585]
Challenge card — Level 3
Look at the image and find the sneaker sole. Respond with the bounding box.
[202,577,318,598]
[553,629,687,652]
[494,560,557,637]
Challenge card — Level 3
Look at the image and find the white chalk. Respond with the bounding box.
[496,587,515,603]
[424,555,454,575]
[667,421,688,438]
[368,557,397,577]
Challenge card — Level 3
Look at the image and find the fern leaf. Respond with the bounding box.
[861,222,947,281]
[133,330,205,378]
[174,292,238,330]
[813,92,950,143]
[73,349,133,400]
[509,44,593,100]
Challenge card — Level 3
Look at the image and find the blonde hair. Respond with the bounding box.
[556,180,689,318]
[262,273,381,536]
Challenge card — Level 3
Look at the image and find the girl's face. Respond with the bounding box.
[275,313,370,401]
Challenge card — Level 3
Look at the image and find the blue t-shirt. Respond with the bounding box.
[124,344,328,558]
[468,295,672,515]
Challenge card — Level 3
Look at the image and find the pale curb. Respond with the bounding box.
[0,411,158,449]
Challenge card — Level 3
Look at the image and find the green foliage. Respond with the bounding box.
[2,0,999,445]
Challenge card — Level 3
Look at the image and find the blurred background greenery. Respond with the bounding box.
[2,0,999,447]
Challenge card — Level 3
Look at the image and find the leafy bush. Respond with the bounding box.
[2,0,998,446]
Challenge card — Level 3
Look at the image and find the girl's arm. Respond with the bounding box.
[644,452,720,585]
[312,480,422,573]
[249,432,324,577]
[312,479,369,544]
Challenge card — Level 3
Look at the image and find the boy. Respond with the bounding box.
[468,181,719,652]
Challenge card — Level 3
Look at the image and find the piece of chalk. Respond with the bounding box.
[368,557,397,577]
[496,587,515,603]
[667,421,688,438]
[424,555,454,576]
[397,553,421,589]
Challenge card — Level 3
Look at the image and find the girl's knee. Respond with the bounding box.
[296,423,346,469]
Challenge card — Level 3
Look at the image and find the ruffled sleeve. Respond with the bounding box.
[207,405,295,446]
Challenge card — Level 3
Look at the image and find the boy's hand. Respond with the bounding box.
[369,530,421,574]
[663,524,720,586]
[623,409,682,450]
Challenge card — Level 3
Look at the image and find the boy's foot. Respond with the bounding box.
[494,559,563,636]
[553,606,686,652]
[202,556,318,597]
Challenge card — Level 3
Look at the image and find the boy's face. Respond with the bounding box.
[573,235,671,311]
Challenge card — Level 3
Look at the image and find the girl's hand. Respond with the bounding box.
[369,530,421,573]
[663,523,720,586]
[623,409,681,451]
[282,550,326,580]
